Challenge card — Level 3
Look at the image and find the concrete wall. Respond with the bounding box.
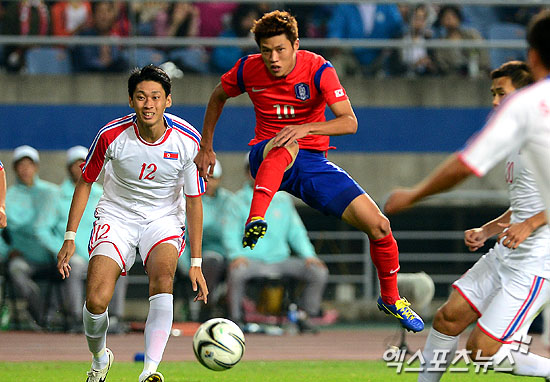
[0,73,504,204]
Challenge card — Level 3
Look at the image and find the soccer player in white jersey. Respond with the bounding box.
[411,61,550,381]
[56,65,208,382]
[384,10,550,220]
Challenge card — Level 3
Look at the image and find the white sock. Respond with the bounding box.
[83,304,109,370]
[141,293,173,380]
[417,327,459,382]
[492,343,550,377]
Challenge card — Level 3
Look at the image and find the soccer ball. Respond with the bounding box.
[192,318,245,371]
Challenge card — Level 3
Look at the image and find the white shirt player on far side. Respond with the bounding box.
[56,65,208,382]
[384,10,550,220]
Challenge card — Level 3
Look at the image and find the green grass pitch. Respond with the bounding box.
[0,361,537,381]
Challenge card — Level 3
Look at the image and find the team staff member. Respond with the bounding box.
[194,10,423,332]
[0,160,6,228]
[57,65,208,382]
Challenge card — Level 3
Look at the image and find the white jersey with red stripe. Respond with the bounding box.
[490,149,550,278]
[459,78,550,221]
[82,113,205,223]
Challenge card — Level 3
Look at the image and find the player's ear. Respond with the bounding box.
[128,96,133,108]
[294,38,300,50]
[166,94,172,108]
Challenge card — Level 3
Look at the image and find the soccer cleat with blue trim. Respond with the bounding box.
[242,218,268,249]
[139,371,164,382]
[86,348,114,382]
[377,296,424,333]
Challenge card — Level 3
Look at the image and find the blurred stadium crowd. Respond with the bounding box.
[0,1,545,77]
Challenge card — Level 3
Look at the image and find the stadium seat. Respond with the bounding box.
[130,47,166,68]
[25,47,72,74]
[488,22,526,70]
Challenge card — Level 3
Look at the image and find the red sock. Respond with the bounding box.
[370,232,400,305]
[247,147,293,224]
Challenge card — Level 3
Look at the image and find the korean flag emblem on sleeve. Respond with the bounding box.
[334,88,345,98]
[163,151,179,160]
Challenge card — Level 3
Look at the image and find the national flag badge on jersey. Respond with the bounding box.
[163,151,179,160]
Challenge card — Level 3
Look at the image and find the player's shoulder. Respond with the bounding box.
[96,113,135,142]
[500,80,547,111]
[165,113,201,147]
[298,50,330,69]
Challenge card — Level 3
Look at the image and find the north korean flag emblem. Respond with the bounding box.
[163,151,179,160]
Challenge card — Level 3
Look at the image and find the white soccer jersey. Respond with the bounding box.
[490,149,550,278]
[82,113,205,223]
[459,78,550,220]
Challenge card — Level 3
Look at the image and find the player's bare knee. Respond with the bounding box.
[86,295,109,314]
[149,274,174,295]
[369,215,391,239]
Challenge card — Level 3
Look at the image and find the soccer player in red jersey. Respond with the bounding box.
[194,10,423,332]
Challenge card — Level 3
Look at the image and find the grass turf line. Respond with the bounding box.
[0,360,537,381]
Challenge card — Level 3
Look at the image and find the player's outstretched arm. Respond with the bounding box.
[195,83,230,180]
[57,177,92,279]
[186,195,208,304]
[0,168,6,228]
[384,154,474,215]
[498,210,547,249]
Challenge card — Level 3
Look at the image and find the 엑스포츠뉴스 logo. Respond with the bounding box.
[294,82,310,101]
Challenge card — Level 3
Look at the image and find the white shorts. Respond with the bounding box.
[453,251,550,343]
[88,214,185,275]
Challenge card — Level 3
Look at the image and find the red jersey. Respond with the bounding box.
[221,50,348,151]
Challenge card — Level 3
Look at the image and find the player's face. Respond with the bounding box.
[259,34,299,77]
[129,80,172,130]
[490,76,516,108]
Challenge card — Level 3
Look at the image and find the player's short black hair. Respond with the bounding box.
[527,10,550,70]
[490,61,534,89]
[128,64,171,98]
[251,10,299,47]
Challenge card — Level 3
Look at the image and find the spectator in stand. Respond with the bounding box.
[283,4,333,39]
[194,2,238,38]
[2,0,50,72]
[153,2,208,74]
[130,1,166,36]
[51,1,92,37]
[178,159,234,320]
[210,4,260,73]
[327,3,404,76]
[71,1,128,73]
[433,5,490,77]
[223,159,328,332]
[3,146,83,328]
[400,4,437,77]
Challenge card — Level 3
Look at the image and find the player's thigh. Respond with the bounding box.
[466,325,503,359]
[86,255,122,314]
[145,243,179,296]
[433,290,479,336]
[477,265,549,344]
[89,215,139,275]
[139,215,185,295]
[341,193,390,239]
